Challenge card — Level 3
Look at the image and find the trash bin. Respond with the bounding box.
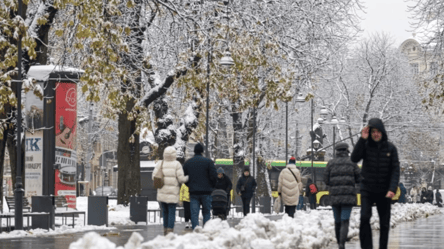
[260,196,271,214]
[130,196,148,224]
[32,196,55,230]
[88,196,108,226]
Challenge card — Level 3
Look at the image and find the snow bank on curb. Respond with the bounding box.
[68,203,440,249]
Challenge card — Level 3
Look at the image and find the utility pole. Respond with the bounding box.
[86,104,93,183]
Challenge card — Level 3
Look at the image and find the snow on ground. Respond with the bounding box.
[68,203,441,249]
[1,196,441,248]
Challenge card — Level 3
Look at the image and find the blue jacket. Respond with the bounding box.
[236,175,257,199]
[183,155,217,195]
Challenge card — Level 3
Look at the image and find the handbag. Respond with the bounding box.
[273,196,281,214]
[240,177,251,192]
[153,160,164,189]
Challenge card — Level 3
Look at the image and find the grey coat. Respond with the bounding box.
[324,151,361,206]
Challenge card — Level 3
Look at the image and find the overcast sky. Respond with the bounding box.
[359,0,415,46]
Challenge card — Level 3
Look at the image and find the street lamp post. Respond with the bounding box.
[310,98,315,183]
[285,101,288,162]
[14,0,24,230]
[205,38,211,158]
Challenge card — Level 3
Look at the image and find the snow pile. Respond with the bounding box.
[68,203,438,249]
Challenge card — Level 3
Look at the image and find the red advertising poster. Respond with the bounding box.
[54,82,77,208]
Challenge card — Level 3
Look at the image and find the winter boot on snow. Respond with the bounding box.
[166,228,174,235]
[163,227,168,236]
[339,219,349,249]
[334,222,341,245]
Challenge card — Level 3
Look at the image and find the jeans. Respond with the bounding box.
[183,201,191,222]
[332,205,352,222]
[161,202,177,229]
[284,205,296,218]
[296,195,304,210]
[360,191,392,249]
[190,195,212,229]
[241,196,252,216]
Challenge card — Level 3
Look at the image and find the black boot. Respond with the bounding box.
[334,222,341,245]
[339,220,349,249]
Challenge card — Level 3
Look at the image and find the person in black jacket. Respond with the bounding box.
[305,178,317,210]
[324,142,361,249]
[435,187,442,207]
[420,187,427,204]
[236,168,257,216]
[183,143,218,230]
[215,167,232,214]
[351,118,400,249]
[425,186,434,204]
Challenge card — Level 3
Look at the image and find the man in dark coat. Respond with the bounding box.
[183,143,218,229]
[215,167,232,214]
[351,118,400,249]
[324,142,361,249]
[236,167,257,216]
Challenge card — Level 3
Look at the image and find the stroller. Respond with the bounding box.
[211,189,229,220]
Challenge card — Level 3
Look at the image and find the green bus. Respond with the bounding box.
[215,159,363,206]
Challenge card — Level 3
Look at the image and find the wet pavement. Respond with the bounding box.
[326,212,444,249]
[1,213,444,249]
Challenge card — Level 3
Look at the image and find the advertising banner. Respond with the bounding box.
[25,85,44,199]
[54,82,77,208]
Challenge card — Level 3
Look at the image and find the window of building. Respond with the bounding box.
[410,63,419,75]
[430,62,438,75]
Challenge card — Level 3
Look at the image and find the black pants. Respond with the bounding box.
[284,205,296,218]
[241,196,252,216]
[183,201,191,222]
[360,191,392,249]
[309,195,317,209]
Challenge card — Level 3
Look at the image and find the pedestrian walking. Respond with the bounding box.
[435,188,442,207]
[296,191,305,211]
[425,186,434,204]
[214,167,233,216]
[420,187,427,204]
[152,146,188,235]
[277,156,303,218]
[324,142,361,249]
[410,186,418,203]
[179,184,191,228]
[416,186,422,203]
[351,118,400,249]
[236,167,257,216]
[398,183,407,204]
[183,143,218,230]
[305,178,318,210]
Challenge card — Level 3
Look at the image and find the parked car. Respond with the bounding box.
[93,186,117,197]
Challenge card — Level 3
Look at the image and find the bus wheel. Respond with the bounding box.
[320,195,331,206]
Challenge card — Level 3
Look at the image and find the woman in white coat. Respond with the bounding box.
[278,157,302,218]
[152,146,188,235]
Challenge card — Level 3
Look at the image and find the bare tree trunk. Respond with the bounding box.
[117,100,140,205]
[0,128,9,212]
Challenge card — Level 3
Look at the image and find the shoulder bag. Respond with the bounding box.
[153,160,165,189]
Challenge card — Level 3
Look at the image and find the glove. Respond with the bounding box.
[278,192,281,196]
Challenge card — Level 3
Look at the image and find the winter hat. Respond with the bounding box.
[217,167,224,174]
[289,157,296,164]
[243,167,250,173]
[194,143,204,155]
[335,142,349,151]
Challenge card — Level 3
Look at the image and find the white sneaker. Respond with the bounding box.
[185,222,190,229]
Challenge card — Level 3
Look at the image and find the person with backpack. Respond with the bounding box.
[236,167,257,216]
[324,142,361,249]
[277,156,302,218]
[152,146,188,235]
[351,118,400,249]
[306,178,318,210]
